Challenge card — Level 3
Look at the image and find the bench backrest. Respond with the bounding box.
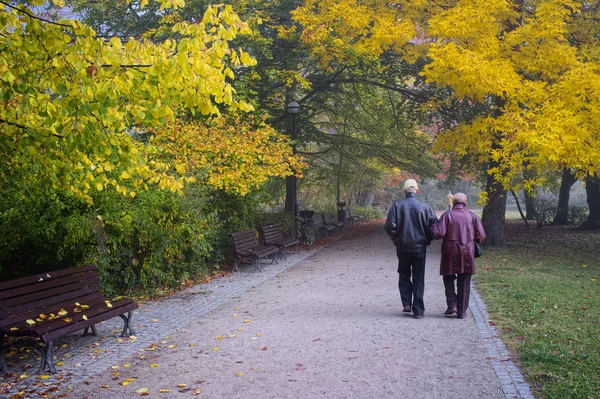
[0,265,103,328]
[231,229,261,253]
[323,214,337,224]
[313,214,326,228]
[260,224,284,245]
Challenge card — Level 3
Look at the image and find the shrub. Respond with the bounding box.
[353,206,386,221]
[568,205,589,225]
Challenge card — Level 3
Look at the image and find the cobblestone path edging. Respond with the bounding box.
[470,285,535,399]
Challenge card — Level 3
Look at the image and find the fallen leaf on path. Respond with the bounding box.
[159,389,172,393]
[177,384,186,388]
[134,387,149,394]
[150,363,159,368]
[312,338,321,342]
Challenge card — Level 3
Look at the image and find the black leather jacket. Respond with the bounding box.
[384,193,439,252]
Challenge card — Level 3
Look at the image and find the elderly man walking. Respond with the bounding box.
[384,179,439,319]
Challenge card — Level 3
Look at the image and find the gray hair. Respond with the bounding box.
[453,192,467,205]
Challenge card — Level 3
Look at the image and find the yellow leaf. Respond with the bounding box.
[10,327,18,331]
[39,375,50,380]
[100,385,110,388]
[235,372,242,377]
[111,365,119,369]
[160,389,172,393]
[57,309,68,316]
[168,345,176,349]
[243,320,252,323]
[105,301,113,308]
[55,361,65,366]
[177,384,186,388]
[63,317,73,323]
[150,363,159,368]
[214,336,222,340]
[123,364,131,368]
[26,319,36,325]
[120,380,130,386]
[211,347,218,351]
[19,373,30,379]
[82,315,88,320]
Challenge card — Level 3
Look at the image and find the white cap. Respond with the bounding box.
[403,179,418,190]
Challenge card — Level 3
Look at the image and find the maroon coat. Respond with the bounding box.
[430,204,486,275]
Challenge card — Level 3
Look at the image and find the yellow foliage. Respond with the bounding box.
[150,116,305,195]
[0,2,257,201]
[293,0,600,189]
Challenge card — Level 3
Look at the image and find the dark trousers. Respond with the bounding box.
[396,248,426,315]
[443,273,472,314]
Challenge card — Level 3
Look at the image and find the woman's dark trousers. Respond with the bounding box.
[397,248,427,316]
[443,273,472,314]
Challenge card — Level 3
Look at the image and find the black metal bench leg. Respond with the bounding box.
[119,311,135,337]
[254,255,263,272]
[42,341,57,374]
[83,325,98,336]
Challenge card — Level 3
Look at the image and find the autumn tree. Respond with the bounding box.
[294,0,600,242]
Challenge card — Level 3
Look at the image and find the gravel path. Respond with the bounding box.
[2,223,534,399]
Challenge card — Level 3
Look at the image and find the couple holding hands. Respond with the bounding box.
[384,179,486,319]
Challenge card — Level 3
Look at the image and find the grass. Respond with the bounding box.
[475,221,600,399]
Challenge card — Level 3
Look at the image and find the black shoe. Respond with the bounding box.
[444,307,457,315]
[403,306,411,313]
[414,314,424,319]
[457,313,467,319]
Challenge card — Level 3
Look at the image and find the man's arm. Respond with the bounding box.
[384,203,397,238]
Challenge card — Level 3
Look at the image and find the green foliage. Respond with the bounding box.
[568,206,589,226]
[90,188,213,296]
[476,222,600,399]
[352,206,385,221]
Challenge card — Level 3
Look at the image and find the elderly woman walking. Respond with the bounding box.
[431,193,486,319]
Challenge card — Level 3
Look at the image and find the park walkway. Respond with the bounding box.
[2,223,534,399]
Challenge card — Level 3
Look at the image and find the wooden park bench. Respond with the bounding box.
[345,209,361,225]
[259,224,300,260]
[230,229,279,272]
[322,214,344,233]
[0,265,138,374]
[312,214,337,237]
[348,208,365,223]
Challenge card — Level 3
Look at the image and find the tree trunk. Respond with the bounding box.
[285,175,297,214]
[522,166,537,220]
[553,168,577,225]
[481,173,507,246]
[584,175,600,229]
[524,190,537,220]
[481,95,508,246]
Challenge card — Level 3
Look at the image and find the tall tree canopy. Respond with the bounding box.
[1,0,302,203]
[294,0,600,240]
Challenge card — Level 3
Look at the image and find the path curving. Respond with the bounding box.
[1,223,534,399]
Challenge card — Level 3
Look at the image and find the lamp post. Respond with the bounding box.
[286,101,300,217]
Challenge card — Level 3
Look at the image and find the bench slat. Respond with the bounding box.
[0,291,105,329]
[0,265,97,291]
[1,275,100,309]
[1,270,98,301]
[0,283,102,319]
